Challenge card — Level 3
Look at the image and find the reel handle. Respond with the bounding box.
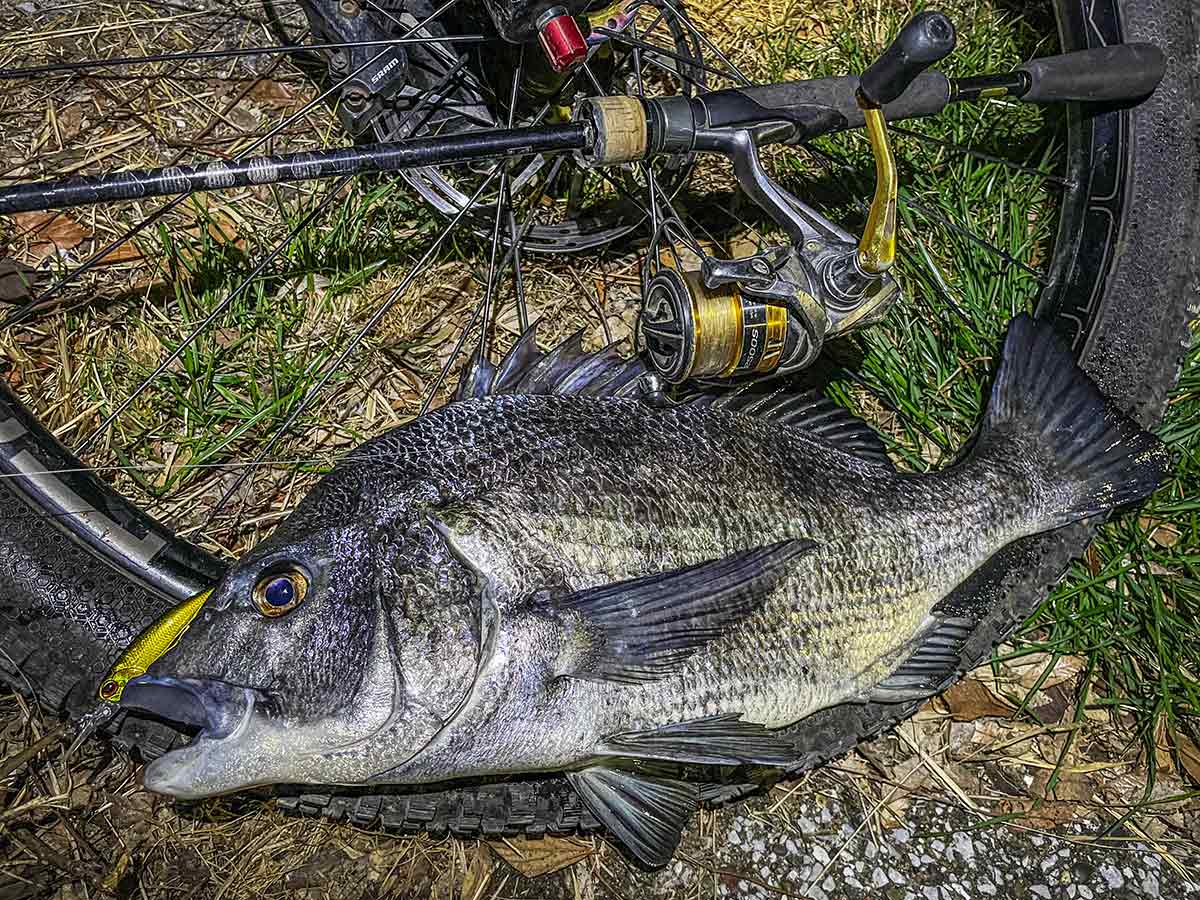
[859,11,957,108]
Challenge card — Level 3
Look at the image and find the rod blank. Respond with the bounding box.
[0,126,587,215]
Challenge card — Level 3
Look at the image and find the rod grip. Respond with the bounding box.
[1018,43,1165,103]
[858,11,957,107]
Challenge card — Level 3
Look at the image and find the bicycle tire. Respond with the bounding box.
[0,0,1196,839]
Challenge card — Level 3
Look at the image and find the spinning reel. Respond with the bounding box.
[576,13,958,382]
[288,0,945,376]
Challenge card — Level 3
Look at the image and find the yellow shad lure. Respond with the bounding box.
[68,589,211,753]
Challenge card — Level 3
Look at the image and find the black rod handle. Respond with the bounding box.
[859,11,957,107]
[1017,43,1165,103]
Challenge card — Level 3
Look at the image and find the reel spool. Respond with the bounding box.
[640,267,793,383]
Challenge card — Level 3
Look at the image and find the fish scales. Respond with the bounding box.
[268,396,992,784]
[108,316,1169,866]
[362,395,1016,733]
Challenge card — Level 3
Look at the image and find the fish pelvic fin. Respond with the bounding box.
[970,313,1170,530]
[547,538,816,684]
[567,766,697,867]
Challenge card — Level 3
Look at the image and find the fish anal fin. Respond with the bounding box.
[869,615,977,703]
[551,538,816,683]
[600,714,797,766]
[567,766,697,867]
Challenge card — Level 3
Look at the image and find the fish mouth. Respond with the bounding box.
[121,675,280,799]
[119,675,269,741]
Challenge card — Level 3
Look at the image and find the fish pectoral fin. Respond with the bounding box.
[567,766,697,867]
[551,538,816,683]
[599,714,797,767]
[869,615,977,702]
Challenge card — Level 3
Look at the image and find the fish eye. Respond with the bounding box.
[253,568,308,617]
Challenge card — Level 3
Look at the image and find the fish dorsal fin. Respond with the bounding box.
[690,384,894,469]
[567,766,697,867]
[548,539,815,683]
[454,322,654,402]
[456,342,497,399]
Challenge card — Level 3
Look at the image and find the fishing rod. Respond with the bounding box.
[0,126,587,215]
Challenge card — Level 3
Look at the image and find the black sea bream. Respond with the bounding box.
[119,315,1168,863]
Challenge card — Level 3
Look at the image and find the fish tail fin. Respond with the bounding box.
[970,313,1170,530]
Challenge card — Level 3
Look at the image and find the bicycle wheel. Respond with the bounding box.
[0,0,1195,843]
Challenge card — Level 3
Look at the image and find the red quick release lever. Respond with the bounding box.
[537,7,588,73]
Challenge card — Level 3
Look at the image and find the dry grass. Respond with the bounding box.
[4,647,1197,898]
[1,1,1198,898]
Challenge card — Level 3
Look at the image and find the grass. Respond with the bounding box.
[1,0,1198,895]
[1021,338,1200,797]
[762,0,1200,817]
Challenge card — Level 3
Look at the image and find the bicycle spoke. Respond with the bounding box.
[505,46,529,334]
[605,8,703,88]
[649,0,750,86]
[422,59,525,398]
[0,36,485,80]
[621,4,669,43]
[890,125,1067,187]
[805,142,1046,282]
[630,19,662,247]
[477,179,509,351]
[10,0,309,29]
[209,165,504,520]
[363,0,408,29]
[2,6,277,180]
[596,29,741,85]
[627,51,712,94]
[4,0,465,325]
[500,156,567,272]
[905,197,1048,283]
[474,60,524,355]
[589,168,653,225]
[3,25,291,323]
[506,182,529,333]
[70,46,473,456]
[647,176,704,257]
[72,175,354,456]
[419,154,569,418]
[580,59,607,95]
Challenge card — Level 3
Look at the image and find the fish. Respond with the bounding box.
[111,314,1169,865]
